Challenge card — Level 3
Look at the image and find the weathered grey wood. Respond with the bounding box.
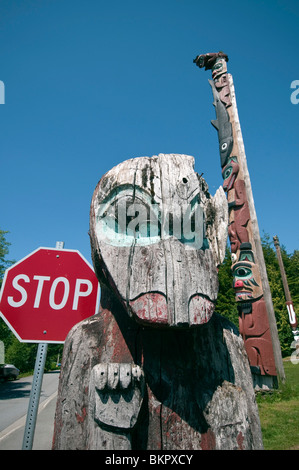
[91,154,226,327]
[53,153,263,450]
[206,186,228,267]
[53,292,263,449]
[86,363,145,450]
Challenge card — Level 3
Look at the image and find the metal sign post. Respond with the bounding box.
[21,342,48,449]
[22,241,64,450]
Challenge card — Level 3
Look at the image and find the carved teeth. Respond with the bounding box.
[131,365,142,381]
[93,363,143,391]
[95,363,108,390]
[119,363,132,389]
[107,363,119,389]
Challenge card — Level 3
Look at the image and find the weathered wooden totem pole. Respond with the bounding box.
[53,154,263,450]
[193,52,284,388]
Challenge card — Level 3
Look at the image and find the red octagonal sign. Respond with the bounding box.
[0,247,100,343]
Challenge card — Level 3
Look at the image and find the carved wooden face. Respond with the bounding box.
[232,259,263,302]
[212,58,227,80]
[222,157,239,192]
[90,154,227,328]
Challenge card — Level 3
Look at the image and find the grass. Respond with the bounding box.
[256,360,299,450]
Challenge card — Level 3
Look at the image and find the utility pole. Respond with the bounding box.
[194,52,285,386]
[273,235,299,342]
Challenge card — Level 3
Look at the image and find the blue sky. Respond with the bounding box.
[1,0,298,267]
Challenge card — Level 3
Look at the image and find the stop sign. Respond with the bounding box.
[0,247,100,343]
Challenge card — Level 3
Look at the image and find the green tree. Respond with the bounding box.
[5,339,63,372]
[5,340,38,372]
[0,230,14,288]
[284,249,299,307]
[262,234,295,356]
[216,247,238,327]
[0,230,15,354]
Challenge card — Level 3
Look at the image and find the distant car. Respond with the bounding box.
[0,364,20,380]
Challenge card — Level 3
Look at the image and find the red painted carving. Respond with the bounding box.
[239,299,277,376]
[227,180,250,254]
[130,293,169,325]
[237,431,245,450]
[222,156,239,191]
[200,428,216,450]
[215,73,232,108]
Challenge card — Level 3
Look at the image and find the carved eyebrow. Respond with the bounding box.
[99,182,202,214]
[232,262,252,270]
[99,184,158,207]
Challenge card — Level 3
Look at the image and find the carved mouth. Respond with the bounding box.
[129,292,215,327]
[235,284,253,292]
[129,293,169,326]
[188,294,215,325]
[235,291,253,300]
[234,282,253,296]
[226,174,236,191]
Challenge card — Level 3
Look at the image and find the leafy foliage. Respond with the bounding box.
[0,230,14,288]
[216,247,238,325]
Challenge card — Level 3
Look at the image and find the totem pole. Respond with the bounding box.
[194,52,285,387]
[273,235,299,342]
[53,154,263,450]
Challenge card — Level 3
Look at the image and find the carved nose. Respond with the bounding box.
[234,280,244,288]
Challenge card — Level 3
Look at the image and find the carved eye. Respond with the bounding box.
[234,267,252,280]
[97,192,206,249]
[180,200,205,249]
[126,214,156,239]
[199,56,205,67]
[213,62,222,71]
[222,166,232,180]
[97,197,161,246]
[221,142,228,151]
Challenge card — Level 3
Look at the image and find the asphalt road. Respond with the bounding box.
[0,370,60,450]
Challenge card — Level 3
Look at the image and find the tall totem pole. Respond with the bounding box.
[194,52,285,387]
